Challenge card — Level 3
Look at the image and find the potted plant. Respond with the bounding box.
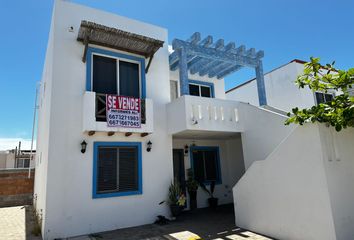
[199,181,218,209]
[186,169,198,210]
[167,180,186,217]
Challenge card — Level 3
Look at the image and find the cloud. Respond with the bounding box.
[0,138,36,151]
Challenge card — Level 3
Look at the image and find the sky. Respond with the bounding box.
[0,0,353,149]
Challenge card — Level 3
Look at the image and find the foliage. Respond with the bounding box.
[31,208,42,236]
[285,57,354,131]
[186,168,198,192]
[167,180,185,206]
[199,181,216,198]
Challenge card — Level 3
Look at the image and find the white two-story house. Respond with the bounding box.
[34,1,354,240]
[226,59,337,113]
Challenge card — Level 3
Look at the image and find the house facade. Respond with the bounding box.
[34,1,354,240]
[0,149,35,169]
[226,59,336,113]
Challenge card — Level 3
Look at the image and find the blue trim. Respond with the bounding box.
[188,80,215,98]
[92,141,142,199]
[189,146,222,185]
[86,47,146,99]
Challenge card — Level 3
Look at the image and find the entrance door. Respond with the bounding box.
[173,149,186,191]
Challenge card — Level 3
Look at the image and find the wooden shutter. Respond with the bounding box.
[204,150,217,181]
[192,151,205,182]
[97,147,118,193]
[118,147,138,192]
[97,146,139,194]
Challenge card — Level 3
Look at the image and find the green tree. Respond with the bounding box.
[285,57,354,131]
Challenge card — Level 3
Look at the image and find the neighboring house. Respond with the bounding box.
[0,149,35,169]
[34,1,354,240]
[226,59,336,113]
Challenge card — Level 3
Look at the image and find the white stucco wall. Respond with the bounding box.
[5,153,15,169]
[33,1,55,233]
[234,122,354,240]
[234,124,337,240]
[0,152,6,169]
[238,103,296,169]
[320,126,354,240]
[36,1,173,239]
[170,70,226,100]
[226,61,316,112]
[173,136,245,209]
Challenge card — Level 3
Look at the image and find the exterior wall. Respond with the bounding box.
[170,70,226,100]
[233,124,337,240]
[320,126,354,240]
[226,61,316,112]
[0,151,35,169]
[0,152,7,169]
[5,153,15,169]
[33,0,55,232]
[0,169,35,207]
[173,136,245,208]
[237,103,295,169]
[167,95,244,135]
[36,1,172,239]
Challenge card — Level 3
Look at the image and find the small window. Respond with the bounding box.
[191,147,221,184]
[16,159,30,168]
[189,82,213,98]
[315,92,333,105]
[94,142,142,198]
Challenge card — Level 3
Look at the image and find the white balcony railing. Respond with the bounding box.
[83,91,153,133]
[167,95,243,134]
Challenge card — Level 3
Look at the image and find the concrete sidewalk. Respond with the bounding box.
[0,206,42,240]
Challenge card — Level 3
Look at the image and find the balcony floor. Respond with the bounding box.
[173,130,241,140]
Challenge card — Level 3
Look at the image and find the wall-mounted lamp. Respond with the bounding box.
[146,140,152,152]
[184,144,189,154]
[81,140,87,154]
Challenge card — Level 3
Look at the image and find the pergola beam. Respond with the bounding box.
[172,39,258,68]
[178,48,189,96]
[255,60,267,106]
[187,32,201,44]
[169,33,266,105]
[217,64,243,79]
[191,39,226,75]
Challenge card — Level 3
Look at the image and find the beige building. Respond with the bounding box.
[0,150,35,169]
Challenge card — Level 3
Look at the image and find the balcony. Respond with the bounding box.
[83,91,153,133]
[167,95,244,136]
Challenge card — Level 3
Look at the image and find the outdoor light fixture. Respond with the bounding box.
[146,141,152,152]
[81,140,87,154]
[184,144,189,154]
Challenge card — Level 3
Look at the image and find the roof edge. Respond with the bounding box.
[226,59,306,93]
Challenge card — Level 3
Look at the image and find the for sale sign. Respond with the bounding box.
[106,95,141,128]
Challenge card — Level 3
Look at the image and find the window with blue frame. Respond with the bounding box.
[86,47,146,99]
[93,142,142,198]
[190,146,221,184]
[188,80,214,98]
[86,47,146,122]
